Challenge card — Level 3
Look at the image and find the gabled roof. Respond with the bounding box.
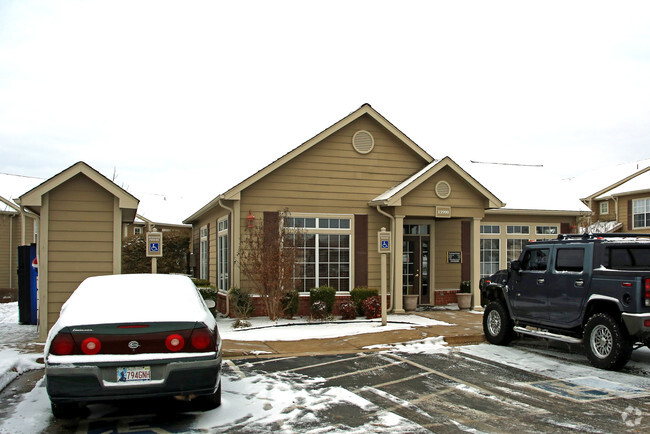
[593,166,650,200]
[184,104,434,223]
[369,156,505,209]
[18,161,139,221]
[578,159,650,203]
[0,172,44,213]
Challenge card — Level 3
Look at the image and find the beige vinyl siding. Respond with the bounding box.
[238,115,427,291]
[433,219,463,289]
[47,174,114,329]
[0,213,15,288]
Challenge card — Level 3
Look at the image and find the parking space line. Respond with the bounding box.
[285,354,368,373]
[242,356,297,366]
[325,360,405,380]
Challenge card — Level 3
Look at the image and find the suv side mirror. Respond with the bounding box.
[511,260,521,272]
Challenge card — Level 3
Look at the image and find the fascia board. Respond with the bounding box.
[486,208,590,216]
[583,165,650,202]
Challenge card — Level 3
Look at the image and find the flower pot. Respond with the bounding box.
[403,294,419,311]
[456,292,472,309]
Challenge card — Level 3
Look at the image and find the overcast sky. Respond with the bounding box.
[2,0,650,215]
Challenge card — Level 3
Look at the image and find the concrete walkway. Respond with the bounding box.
[223,310,485,359]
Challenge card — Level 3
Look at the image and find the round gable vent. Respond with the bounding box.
[435,180,451,199]
[352,130,374,154]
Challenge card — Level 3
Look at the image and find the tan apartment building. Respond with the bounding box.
[184,104,586,315]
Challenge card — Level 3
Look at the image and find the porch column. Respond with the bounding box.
[393,215,405,313]
[471,217,482,310]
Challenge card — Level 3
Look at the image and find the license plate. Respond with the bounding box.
[117,366,151,383]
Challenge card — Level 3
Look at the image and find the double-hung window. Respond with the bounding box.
[633,199,650,229]
[285,215,351,292]
[217,218,229,290]
[199,226,208,281]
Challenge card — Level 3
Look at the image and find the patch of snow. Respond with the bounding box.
[364,336,450,354]
[0,378,51,434]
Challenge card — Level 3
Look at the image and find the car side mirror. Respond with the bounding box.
[511,260,521,272]
[204,299,216,309]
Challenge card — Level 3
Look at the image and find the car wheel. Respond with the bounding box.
[584,313,632,370]
[198,382,222,410]
[483,301,515,345]
[51,401,79,419]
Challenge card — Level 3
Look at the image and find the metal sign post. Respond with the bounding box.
[146,231,163,274]
[377,228,392,326]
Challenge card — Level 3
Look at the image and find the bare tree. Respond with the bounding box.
[238,210,302,320]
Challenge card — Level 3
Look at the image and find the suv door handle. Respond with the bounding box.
[575,279,584,288]
[537,278,545,285]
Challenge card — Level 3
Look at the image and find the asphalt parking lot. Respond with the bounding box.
[40,341,650,433]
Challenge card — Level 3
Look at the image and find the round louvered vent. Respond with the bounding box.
[435,180,451,199]
[352,130,374,154]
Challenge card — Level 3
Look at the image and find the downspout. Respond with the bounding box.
[9,215,13,289]
[217,199,233,317]
[376,205,396,312]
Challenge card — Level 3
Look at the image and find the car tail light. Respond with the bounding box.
[50,333,75,356]
[165,334,185,352]
[190,327,213,351]
[645,278,650,307]
[81,337,101,355]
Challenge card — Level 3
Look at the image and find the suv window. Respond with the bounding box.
[521,248,549,271]
[555,248,584,272]
[608,247,650,269]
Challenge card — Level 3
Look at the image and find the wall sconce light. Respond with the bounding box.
[247,210,255,228]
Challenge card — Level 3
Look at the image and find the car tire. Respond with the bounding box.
[483,301,515,345]
[583,313,633,370]
[51,401,79,419]
[199,382,222,410]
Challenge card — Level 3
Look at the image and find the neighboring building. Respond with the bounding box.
[0,173,42,291]
[122,191,192,239]
[184,104,588,315]
[18,162,139,339]
[579,160,650,233]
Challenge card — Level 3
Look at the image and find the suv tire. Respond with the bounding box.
[583,313,633,370]
[483,301,515,345]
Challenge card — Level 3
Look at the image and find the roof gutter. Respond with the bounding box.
[375,205,395,312]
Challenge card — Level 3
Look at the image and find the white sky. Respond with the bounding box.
[2,0,650,217]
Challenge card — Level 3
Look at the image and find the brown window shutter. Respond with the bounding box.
[628,200,633,230]
[461,221,470,282]
[354,214,368,288]
[263,211,280,251]
[561,222,570,234]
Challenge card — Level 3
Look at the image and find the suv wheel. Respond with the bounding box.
[583,313,632,370]
[483,301,515,345]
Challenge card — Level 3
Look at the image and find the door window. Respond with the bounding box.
[520,249,549,271]
[555,249,584,272]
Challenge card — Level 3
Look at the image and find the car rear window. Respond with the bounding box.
[608,247,650,269]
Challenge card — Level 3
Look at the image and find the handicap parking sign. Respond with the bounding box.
[381,240,389,249]
[150,242,159,252]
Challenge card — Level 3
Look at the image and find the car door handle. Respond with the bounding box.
[537,278,545,285]
[575,279,584,288]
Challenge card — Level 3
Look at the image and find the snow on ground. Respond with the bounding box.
[0,302,42,392]
[216,314,452,341]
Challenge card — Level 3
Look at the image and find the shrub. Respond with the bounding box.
[281,289,300,318]
[460,280,471,293]
[338,300,357,320]
[199,287,219,303]
[351,287,379,316]
[192,278,213,288]
[229,287,254,319]
[233,318,251,329]
[311,300,328,321]
[309,286,336,313]
[362,296,382,319]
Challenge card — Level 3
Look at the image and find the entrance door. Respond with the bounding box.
[403,236,430,304]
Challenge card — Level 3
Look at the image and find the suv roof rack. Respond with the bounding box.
[557,233,650,241]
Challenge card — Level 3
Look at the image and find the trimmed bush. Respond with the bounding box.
[311,300,328,321]
[229,287,254,319]
[338,300,357,320]
[281,289,300,318]
[192,278,214,288]
[362,296,382,319]
[309,286,336,313]
[351,287,379,316]
[199,287,219,303]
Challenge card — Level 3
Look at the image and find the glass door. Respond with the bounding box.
[403,233,431,304]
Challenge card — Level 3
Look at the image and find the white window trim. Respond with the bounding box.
[632,198,650,229]
[199,225,209,281]
[599,201,609,215]
[217,217,229,291]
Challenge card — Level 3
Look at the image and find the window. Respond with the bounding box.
[555,249,584,272]
[480,225,500,234]
[134,227,142,235]
[520,248,549,271]
[404,224,429,235]
[217,219,228,290]
[199,226,208,281]
[480,239,500,277]
[599,202,609,215]
[287,216,351,292]
[507,239,528,263]
[535,226,558,235]
[608,247,650,269]
[506,225,529,234]
[633,199,650,229]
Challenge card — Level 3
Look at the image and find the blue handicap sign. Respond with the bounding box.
[150,242,160,252]
[381,240,389,249]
